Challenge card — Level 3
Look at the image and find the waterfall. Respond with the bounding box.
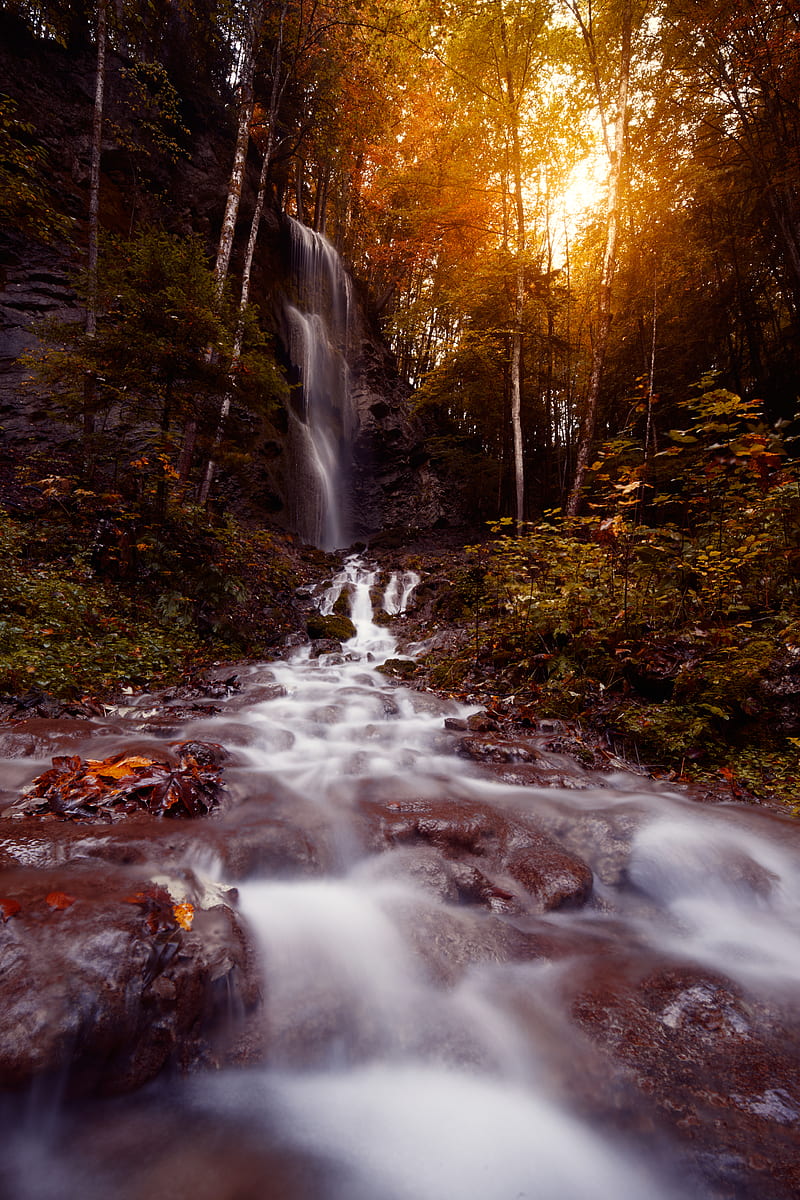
[285,217,357,551]
[383,569,420,615]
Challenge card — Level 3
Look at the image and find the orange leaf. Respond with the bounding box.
[87,755,154,779]
[172,902,194,931]
[46,891,76,910]
[0,898,21,921]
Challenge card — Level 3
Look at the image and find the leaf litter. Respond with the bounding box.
[4,741,228,821]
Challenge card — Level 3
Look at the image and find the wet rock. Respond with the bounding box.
[215,817,321,881]
[404,690,460,716]
[376,658,417,680]
[457,735,539,763]
[4,743,228,822]
[0,716,126,756]
[306,613,356,641]
[401,895,543,986]
[534,807,645,887]
[572,957,800,1200]
[360,795,593,914]
[161,676,241,702]
[240,684,289,705]
[0,730,40,761]
[308,638,342,659]
[506,844,593,911]
[57,1103,338,1200]
[186,720,295,754]
[466,710,501,733]
[0,858,257,1096]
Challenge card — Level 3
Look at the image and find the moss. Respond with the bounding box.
[332,588,352,617]
[0,498,303,698]
[377,658,418,680]
[306,612,357,641]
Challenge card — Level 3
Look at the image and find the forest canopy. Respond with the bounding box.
[0,0,798,798]
[2,0,798,525]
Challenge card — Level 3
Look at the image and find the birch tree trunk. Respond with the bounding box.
[213,0,264,295]
[199,0,288,505]
[178,0,265,485]
[565,0,633,517]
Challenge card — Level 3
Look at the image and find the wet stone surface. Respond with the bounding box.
[0,558,799,1198]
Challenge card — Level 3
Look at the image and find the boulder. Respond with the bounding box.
[0,856,257,1096]
[358,794,593,914]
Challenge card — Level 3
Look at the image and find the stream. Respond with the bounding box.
[1,557,800,1199]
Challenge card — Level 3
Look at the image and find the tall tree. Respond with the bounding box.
[563,0,637,516]
[199,0,290,504]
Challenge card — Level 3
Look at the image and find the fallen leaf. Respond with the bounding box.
[87,754,156,779]
[172,902,194,931]
[0,898,21,921]
[46,891,76,910]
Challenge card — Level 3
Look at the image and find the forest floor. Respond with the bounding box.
[1,446,798,815]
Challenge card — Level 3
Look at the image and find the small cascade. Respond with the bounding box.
[319,554,399,661]
[284,217,357,551]
[383,569,420,614]
[7,559,800,1199]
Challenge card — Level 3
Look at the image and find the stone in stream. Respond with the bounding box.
[571,956,800,1200]
[3,741,229,822]
[456,734,540,763]
[0,855,257,1096]
[359,794,593,914]
[51,1101,339,1200]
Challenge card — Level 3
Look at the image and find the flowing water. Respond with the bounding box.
[284,219,356,551]
[2,557,800,1198]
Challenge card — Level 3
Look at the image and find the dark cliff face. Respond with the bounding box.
[0,16,455,543]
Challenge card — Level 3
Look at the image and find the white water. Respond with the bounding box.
[4,559,800,1198]
[382,569,421,615]
[285,218,356,550]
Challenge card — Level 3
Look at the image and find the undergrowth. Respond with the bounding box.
[0,481,301,698]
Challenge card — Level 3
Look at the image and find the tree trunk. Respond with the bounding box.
[200,0,288,506]
[212,0,264,295]
[566,0,632,517]
[498,9,526,530]
[179,1,264,486]
[83,0,107,468]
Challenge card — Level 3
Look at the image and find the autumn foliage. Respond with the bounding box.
[8,742,227,821]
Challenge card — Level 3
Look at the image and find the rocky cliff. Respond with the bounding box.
[0,14,452,544]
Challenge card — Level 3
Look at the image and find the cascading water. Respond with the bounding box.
[3,561,800,1199]
[284,218,356,551]
[382,569,420,615]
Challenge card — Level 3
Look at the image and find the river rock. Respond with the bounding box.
[0,856,257,1096]
[456,735,539,763]
[359,795,593,914]
[572,956,800,1200]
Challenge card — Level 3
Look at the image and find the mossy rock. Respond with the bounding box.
[332,588,353,617]
[306,613,357,641]
[377,658,418,680]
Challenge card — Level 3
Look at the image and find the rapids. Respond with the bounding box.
[1,556,800,1199]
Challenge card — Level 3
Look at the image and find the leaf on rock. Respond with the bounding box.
[45,891,76,910]
[8,745,226,822]
[172,902,194,931]
[86,755,155,779]
[123,884,186,937]
[0,897,21,921]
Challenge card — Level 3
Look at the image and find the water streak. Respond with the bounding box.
[285,218,356,550]
[3,558,800,1198]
